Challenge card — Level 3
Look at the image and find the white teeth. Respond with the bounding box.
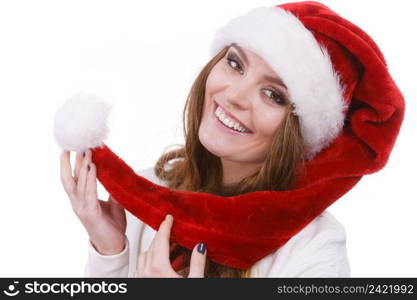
[215,106,221,115]
[215,105,248,133]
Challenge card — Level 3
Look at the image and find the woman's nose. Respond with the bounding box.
[225,81,253,111]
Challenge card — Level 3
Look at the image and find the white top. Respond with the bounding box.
[84,167,350,277]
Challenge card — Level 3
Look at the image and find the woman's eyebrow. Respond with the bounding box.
[264,75,288,90]
[230,43,249,65]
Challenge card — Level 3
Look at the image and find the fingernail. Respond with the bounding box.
[197,243,206,254]
[83,152,85,157]
[87,164,90,172]
[165,214,172,221]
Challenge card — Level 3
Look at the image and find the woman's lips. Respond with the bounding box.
[212,102,253,135]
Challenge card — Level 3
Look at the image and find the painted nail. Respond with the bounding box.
[83,152,85,157]
[197,243,206,254]
[87,164,90,172]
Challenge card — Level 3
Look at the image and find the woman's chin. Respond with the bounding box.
[199,124,243,157]
[200,142,222,157]
[199,138,226,158]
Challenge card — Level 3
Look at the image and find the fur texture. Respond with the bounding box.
[53,92,112,153]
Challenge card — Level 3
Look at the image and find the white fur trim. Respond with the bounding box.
[209,6,347,160]
[53,92,112,152]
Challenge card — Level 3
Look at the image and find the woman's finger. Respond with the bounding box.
[76,149,91,196]
[85,162,98,207]
[188,243,207,278]
[74,151,84,183]
[60,150,76,196]
[148,214,174,268]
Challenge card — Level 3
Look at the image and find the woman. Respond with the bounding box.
[58,1,404,277]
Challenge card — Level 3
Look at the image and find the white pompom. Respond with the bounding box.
[53,92,113,152]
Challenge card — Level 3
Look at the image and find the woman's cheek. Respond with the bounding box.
[211,66,232,87]
[262,109,286,134]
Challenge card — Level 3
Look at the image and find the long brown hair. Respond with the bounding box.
[154,45,305,277]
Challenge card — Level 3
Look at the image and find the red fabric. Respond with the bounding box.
[91,1,405,271]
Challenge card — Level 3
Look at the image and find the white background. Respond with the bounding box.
[0,0,415,277]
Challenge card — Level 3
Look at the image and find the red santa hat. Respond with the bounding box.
[54,1,405,270]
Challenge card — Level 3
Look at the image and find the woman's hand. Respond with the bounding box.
[60,149,127,255]
[135,214,207,278]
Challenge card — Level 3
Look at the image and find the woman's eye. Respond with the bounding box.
[226,57,242,73]
[263,89,284,104]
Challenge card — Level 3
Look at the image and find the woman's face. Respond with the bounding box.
[199,44,290,168]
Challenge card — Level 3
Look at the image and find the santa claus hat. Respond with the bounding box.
[53,1,405,270]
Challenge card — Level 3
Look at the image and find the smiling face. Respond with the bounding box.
[198,44,291,184]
